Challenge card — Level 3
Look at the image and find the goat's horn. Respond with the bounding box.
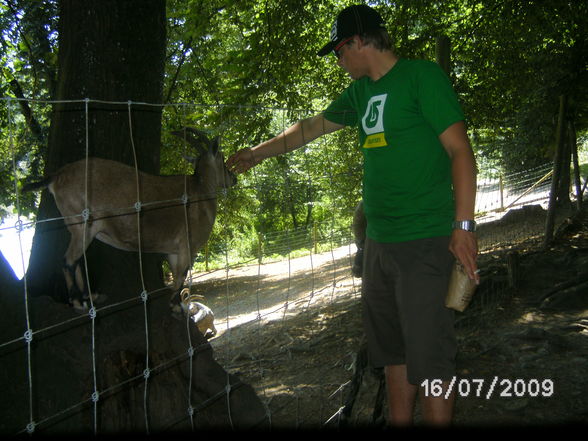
[184,127,208,137]
[195,133,215,153]
[184,127,212,144]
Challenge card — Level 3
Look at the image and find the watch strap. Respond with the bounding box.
[452,220,477,232]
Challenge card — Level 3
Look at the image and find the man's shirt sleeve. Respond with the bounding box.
[322,87,359,127]
[416,62,465,136]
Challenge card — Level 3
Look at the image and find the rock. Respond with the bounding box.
[500,205,545,224]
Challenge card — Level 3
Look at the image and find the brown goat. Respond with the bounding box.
[23,128,236,310]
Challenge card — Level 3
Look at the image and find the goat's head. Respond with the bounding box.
[172,127,237,189]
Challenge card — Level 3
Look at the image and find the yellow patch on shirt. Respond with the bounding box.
[363,133,388,148]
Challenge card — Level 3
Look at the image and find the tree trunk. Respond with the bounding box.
[26,0,167,302]
[544,95,567,248]
[4,5,269,432]
[556,119,572,208]
[569,119,583,210]
[435,35,451,76]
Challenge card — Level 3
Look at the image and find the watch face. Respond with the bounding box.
[464,221,476,232]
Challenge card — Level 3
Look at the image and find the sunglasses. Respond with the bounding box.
[334,37,354,59]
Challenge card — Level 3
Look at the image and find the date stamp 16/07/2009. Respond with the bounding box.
[420,377,555,400]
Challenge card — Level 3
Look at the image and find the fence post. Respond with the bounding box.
[313,223,318,254]
[499,175,504,211]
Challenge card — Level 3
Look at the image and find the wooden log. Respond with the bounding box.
[537,269,588,304]
[540,280,588,310]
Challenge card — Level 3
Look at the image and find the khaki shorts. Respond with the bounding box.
[361,236,456,385]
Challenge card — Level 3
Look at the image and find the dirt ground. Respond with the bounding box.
[186,205,588,429]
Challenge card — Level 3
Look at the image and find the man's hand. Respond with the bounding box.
[449,229,479,284]
[226,147,260,174]
[226,114,344,175]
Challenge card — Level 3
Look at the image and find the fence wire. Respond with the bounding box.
[0,97,580,432]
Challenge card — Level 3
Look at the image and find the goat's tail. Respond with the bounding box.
[21,177,52,193]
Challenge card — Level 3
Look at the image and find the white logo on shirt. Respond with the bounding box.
[361,94,388,148]
[362,94,387,135]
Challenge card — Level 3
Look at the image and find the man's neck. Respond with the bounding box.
[367,51,399,82]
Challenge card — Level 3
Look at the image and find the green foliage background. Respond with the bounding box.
[1,0,587,267]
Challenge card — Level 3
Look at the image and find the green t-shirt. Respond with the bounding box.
[323,58,465,243]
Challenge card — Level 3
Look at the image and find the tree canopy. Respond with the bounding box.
[1,0,587,264]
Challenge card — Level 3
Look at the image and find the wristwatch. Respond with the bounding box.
[452,220,477,232]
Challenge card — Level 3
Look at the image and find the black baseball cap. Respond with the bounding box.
[317,5,386,56]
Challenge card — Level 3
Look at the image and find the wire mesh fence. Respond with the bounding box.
[475,164,553,219]
[0,97,583,433]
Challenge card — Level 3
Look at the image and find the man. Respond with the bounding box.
[227,4,478,427]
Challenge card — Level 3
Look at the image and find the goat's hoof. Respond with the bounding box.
[71,299,89,313]
[70,292,106,313]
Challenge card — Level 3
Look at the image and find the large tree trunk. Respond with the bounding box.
[26,0,167,302]
[0,278,269,433]
[3,4,269,433]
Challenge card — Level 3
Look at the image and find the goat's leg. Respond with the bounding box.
[63,228,92,311]
[167,252,190,314]
[209,320,217,337]
[63,257,93,311]
[63,259,84,309]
